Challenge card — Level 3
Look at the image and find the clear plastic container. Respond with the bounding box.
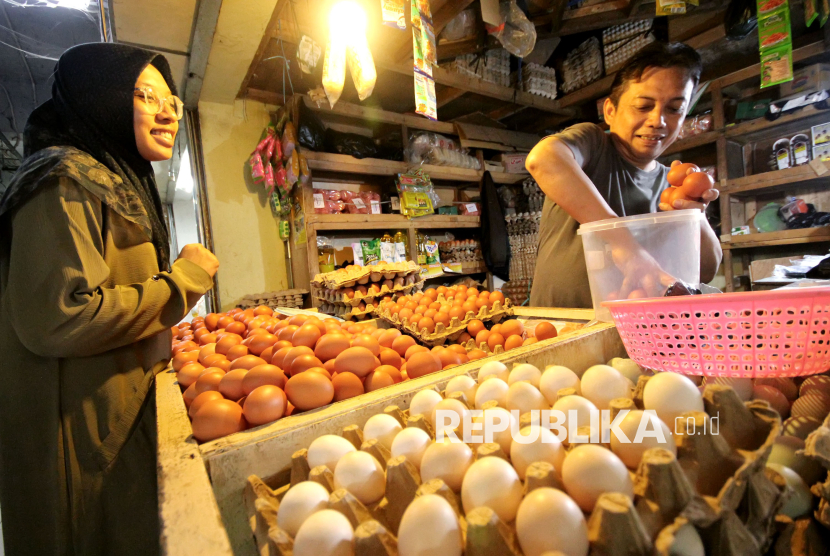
[577,209,702,322]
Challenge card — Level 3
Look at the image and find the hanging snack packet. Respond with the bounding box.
[414,71,437,120]
[425,240,440,264]
[270,190,282,217]
[806,0,819,25]
[298,152,311,185]
[282,121,298,160]
[361,239,381,266]
[257,124,277,153]
[818,0,829,25]
[271,131,283,163]
[285,149,300,187]
[416,0,432,19]
[272,105,289,135]
[421,17,437,66]
[396,170,435,218]
[656,0,686,15]
[275,163,288,191]
[264,162,276,192]
[382,0,406,30]
[250,151,265,184]
[348,39,378,101]
[322,39,347,108]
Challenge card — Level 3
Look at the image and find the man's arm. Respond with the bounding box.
[525,136,618,224]
[699,219,722,284]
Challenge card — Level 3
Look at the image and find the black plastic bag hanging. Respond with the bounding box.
[725,0,757,40]
[297,100,326,151]
[324,128,378,159]
[480,171,511,281]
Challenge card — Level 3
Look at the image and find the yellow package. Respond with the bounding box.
[348,39,377,101]
[322,39,346,107]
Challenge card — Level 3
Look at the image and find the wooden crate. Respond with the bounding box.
[157,320,625,556]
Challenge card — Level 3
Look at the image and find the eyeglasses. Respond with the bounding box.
[134,87,184,120]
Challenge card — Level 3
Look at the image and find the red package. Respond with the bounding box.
[264,162,275,192]
[274,164,287,191]
[250,152,265,184]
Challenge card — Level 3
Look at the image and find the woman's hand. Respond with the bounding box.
[177,244,219,277]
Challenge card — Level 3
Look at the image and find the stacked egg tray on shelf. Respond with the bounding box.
[374,296,514,347]
[237,289,308,311]
[240,356,824,556]
[311,262,422,290]
[803,411,830,530]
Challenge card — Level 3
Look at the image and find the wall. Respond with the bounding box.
[198,99,288,310]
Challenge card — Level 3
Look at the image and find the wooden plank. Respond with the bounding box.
[243,88,285,106]
[661,130,721,156]
[685,25,726,50]
[432,0,476,35]
[307,213,482,230]
[722,249,734,292]
[720,166,830,195]
[436,87,468,109]
[299,94,456,134]
[200,325,625,555]
[714,41,827,88]
[724,104,830,142]
[562,0,628,20]
[549,0,570,32]
[237,0,290,99]
[513,306,596,321]
[156,369,234,556]
[455,123,541,150]
[487,104,529,121]
[721,227,830,249]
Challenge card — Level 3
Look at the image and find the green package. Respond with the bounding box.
[806,0,819,26]
[760,44,794,88]
[424,240,440,264]
[819,0,829,26]
[758,7,791,50]
[361,239,381,266]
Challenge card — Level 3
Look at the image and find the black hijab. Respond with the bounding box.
[4,42,176,270]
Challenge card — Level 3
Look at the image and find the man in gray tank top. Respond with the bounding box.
[527,42,722,308]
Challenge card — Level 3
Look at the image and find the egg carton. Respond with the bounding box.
[312,262,422,290]
[242,378,799,556]
[452,322,587,356]
[374,298,514,347]
[316,280,426,307]
[802,410,830,529]
[319,301,379,321]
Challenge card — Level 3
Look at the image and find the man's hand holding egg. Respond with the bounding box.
[659,160,718,212]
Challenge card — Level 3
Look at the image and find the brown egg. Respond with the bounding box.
[457,332,471,344]
[197,344,217,365]
[253,305,274,317]
[351,334,381,356]
[475,330,491,347]
[202,353,228,368]
[490,324,502,336]
[224,321,247,336]
[405,344,429,360]
[199,333,218,346]
[324,358,337,375]
[177,362,205,391]
[183,383,199,408]
[407,351,442,379]
[448,344,468,356]
[500,320,524,339]
[248,333,278,356]
[489,291,506,306]
[225,344,249,361]
[304,317,327,336]
[293,323,322,348]
[288,314,310,327]
[278,325,299,342]
[189,391,224,419]
[334,347,378,378]
[433,312,450,328]
[230,355,268,371]
[283,346,315,373]
[291,354,325,376]
[377,365,403,383]
[436,349,462,368]
[260,346,275,363]
[504,335,523,351]
[215,334,242,355]
[172,350,199,371]
[172,340,199,356]
[218,369,249,401]
[534,321,557,341]
[242,364,287,395]
[270,347,293,369]
[391,335,416,357]
[205,314,221,331]
[523,337,538,346]
[332,372,364,401]
[365,370,395,392]
[191,399,247,442]
[379,348,403,369]
[487,333,505,351]
[243,385,286,426]
[315,334,351,362]
[417,317,435,333]
[379,329,402,348]
[468,349,487,360]
[217,315,235,329]
[285,372,334,410]
[194,370,226,394]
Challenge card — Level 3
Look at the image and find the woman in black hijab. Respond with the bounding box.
[0,43,218,555]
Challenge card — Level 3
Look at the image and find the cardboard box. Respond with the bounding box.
[780,63,830,100]
[496,152,529,173]
[812,122,830,146]
[813,143,830,162]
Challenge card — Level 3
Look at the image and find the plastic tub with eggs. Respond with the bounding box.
[156,321,625,556]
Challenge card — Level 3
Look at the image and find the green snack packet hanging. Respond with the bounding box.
[758,7,791,50]
[806,0,819,25]
[819,0,829,25]
[760,44,794,88]
[361,239,381,266]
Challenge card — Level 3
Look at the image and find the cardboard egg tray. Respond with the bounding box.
[317,302,376,321]
[312,262,422,290]
[315,280,426,307]
[452,322,588,356]
[242,374,820,556]
[374,299,514,347]
[802,410,830,531]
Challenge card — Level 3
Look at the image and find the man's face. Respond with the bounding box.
[604,66,694,169]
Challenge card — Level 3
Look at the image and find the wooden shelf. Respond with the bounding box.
[307,214,481,231]
[724,104,830,144]
[304,150,529,184]
[661,130,721,156]
[721,227,830,250]
[720,165,829,195]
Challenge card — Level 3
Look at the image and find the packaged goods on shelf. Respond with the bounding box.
[438,238,485,273]
[446,49,510,88]
[458,201,481,216]
[519,62,557,99]
[523,176,545,212]
[602,20,656,74]
[405,131,481,169]
[312,261,422,290]
[676,112,713,140]
[560,36,603,94]
[396,169,439,218]
[312,189,382,215]
[507,210,541,283]
[236,289,308,310]
[503,278,532,305]
[496,152,529,173]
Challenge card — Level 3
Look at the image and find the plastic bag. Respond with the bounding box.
[405,131,481,169]
[348,39,378,101]
[322,39,346,107]
[298,152,311,185]
[361,239,381,265]
[282,122,298,159]
[486,1,536,58]
[440,8,476,41]
[324,128,378,159]
[285,149,300,186]
[396,169,437,218]
[250,152,265,184]
[297,101,326,151]
[297,35,322,74]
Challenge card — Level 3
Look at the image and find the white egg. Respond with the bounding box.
[333,451,385,505]
[710,377,753,401]
[461,457,523,523]
[551,395,598,435]
[276,481,330,537]
[580,365,631,409]
[362,414,402,450]
[539,365,581,404]
[643,372,704,427]
[429,398,468,430]
[609,410,676,469]
[766,463,813,518]
[562,444,634,512]
[391,428,432,470]
[507,382,549,415]
[474,406,517,454]
[398,495,462,556]
[409,389,443,418]
[510,425,565,480]
[508,363,542,387]
[445,375,477,402]
[516,488,589,556]
[478,361,509,384]
[307,435,356,472]
[475,377,509,409]
[608,357,644,384]
[670,523,705,556]
[420,438,473,491]
[293,509,354,556]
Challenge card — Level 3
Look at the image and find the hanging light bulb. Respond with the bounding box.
[322,1,376,107]
[328,1,367,46]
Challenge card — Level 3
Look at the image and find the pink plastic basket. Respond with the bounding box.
[602,287,830,378]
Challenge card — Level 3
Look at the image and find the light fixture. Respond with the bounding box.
[328,1,367,46]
